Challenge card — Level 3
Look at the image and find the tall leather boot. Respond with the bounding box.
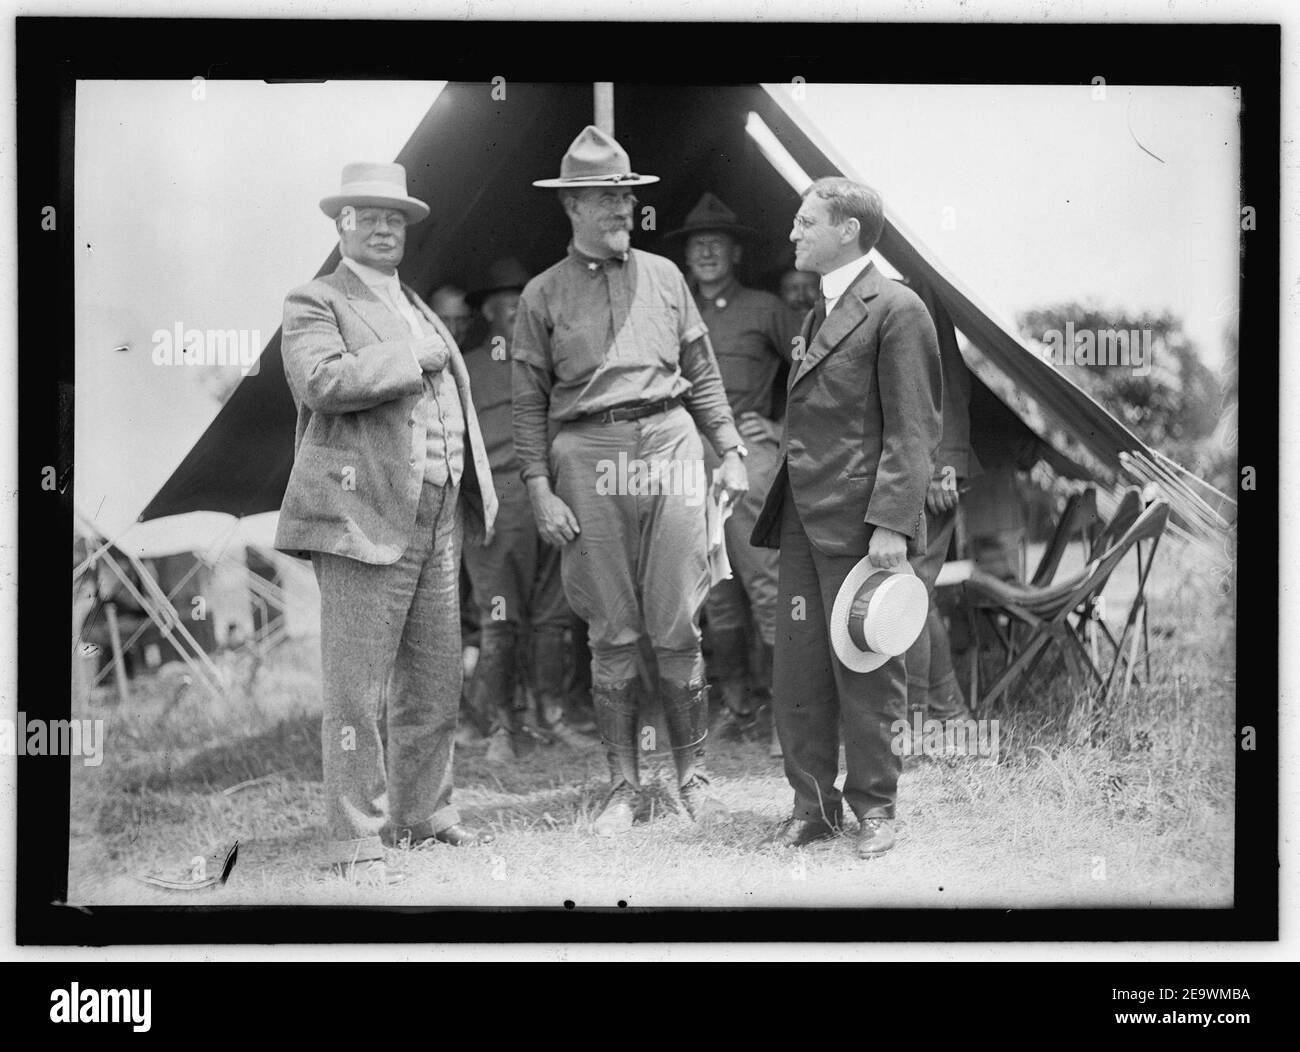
[662,679,730,824]
[533,624,597,747]
[592,679,641,837]
[474,624,518,764]
[708,626,750,740]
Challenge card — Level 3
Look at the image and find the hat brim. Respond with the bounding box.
[830,557,923,674]
[320,194,430,223]
[466,284,526,310]
[663,222,759,242]
[532,174,660,188]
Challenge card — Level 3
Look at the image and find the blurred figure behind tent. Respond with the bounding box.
[668,195,803,747]
[459,258,597,762]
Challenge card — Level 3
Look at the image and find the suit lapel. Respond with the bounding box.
[336,262,414,344]
[405,285,471,396]
[790,262,883,389]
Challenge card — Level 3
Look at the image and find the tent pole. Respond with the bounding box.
[594,83,614,135]
[99,548,225,697]
[104,601,132,705]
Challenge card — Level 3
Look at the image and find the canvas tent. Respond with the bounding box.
[73,510,319,702]
[138,82,1234,548]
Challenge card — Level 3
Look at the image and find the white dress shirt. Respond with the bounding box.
[340,255,464,487]
[820,253,873,317]
[342,255,426,339]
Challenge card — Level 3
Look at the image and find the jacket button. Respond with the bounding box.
[408,457,416,467]
[408,418,415,427]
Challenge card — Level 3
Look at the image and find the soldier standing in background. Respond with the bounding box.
[461,258,595,763]
[665,194,802,751]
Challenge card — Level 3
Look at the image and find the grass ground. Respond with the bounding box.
[67,539,1235,909]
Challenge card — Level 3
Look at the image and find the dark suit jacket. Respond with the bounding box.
[274,261,498,565]
[750,261,942,559]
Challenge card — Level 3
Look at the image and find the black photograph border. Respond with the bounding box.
[15,16,1278,945]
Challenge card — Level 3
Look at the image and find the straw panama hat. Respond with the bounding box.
[320,162,430,223]
[830,557,929,673]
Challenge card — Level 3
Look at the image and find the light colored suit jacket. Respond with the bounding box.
[751,261,942,559]
[274,260,497,564]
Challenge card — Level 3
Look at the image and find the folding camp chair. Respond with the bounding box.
[1029,486,1099,587]
[1086,487,1143,563]
[963,498,1170,713]
[963,485,1117,695]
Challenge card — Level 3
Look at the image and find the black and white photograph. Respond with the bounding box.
[9,8,1282,956]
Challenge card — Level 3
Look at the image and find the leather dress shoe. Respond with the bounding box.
[856,817,896,857]
[770,815,841,848]
[429,823,494,847]
[328,859,407,886]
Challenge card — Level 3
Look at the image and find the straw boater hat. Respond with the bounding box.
[320,162,430,223]
[830,557,929,673]
[663,192,758,242]
[467,258,533,310]
[531,126,660,188]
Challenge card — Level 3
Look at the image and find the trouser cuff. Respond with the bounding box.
[383,804,462,846]
[791,798,844,826]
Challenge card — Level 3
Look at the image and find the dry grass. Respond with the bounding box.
[67,542,1235,909]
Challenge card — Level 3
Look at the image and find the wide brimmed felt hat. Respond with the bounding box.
[320,162,430,223]
[467,258,533,309]
[532,125,660,188]
[663,192,758,242]
[830,558,928,673]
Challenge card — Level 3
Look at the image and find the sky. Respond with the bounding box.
[795,83,1240,369]
[75,79,1240,543]
[75,81,445,541]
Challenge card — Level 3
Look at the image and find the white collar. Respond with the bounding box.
[342,255,402,290]
[821,254,872,304]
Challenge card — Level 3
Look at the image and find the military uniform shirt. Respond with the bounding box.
[692,276,802,418]
[512,243,741,481]
[462,339,516,477]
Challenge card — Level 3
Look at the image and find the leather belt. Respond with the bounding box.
[570,397,682,425]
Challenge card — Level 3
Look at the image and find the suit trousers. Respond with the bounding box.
[772,479,906,822]
[551,405,708,687]
[311,480,464,863]
[702,428,781,647]
[905,503,966,718]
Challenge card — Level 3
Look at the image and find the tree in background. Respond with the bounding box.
[1016,303,1226,490]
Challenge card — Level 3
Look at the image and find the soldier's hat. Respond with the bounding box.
[467,258,533,310]
[532,126,659,188]
[663,192,758,242]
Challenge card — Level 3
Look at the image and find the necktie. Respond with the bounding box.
[808,295,828,344]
